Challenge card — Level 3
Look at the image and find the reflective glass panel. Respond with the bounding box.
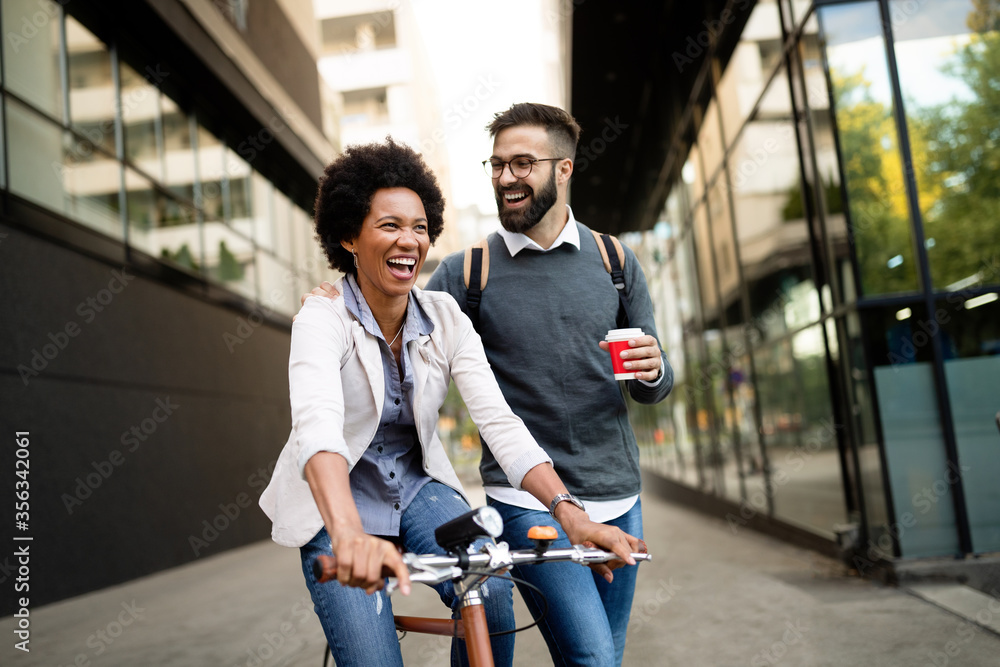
[718,0,783,139]
[786,0,812,31]
[705,327,743,503]
[257,252,298,318]
[708,178,740,327]
[250,172,275,252]
[196,124,225,221]
[820,2,920,296]
[291,205,313,278]
[936,291,1000,553]
[697,101,725,184]
[126,169,200,273]
[3,0,63,118]
[8,99,121,237]
[729,66,821,344]
[204,221,256,300]
[734,353,765,506]
[692,203,719,326]
[66,17,115,155]
[676,226,701,330]
[800,26,853,306]
[313,235,332,286]
[842,310,889,547]
[690,335,721,493]
[761,326,845,538]
[162,98,195,203]
[272,188,294,263]
[889,0,1000,290]
[225,148,253,236]
[684,145,705,204]
[864,303,957,558]
[120,62,162,180]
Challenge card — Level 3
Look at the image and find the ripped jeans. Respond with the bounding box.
[300,481,515,666]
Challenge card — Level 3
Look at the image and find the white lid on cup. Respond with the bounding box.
[605,328,644,341]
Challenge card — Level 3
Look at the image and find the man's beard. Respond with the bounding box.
[495,168,557,234]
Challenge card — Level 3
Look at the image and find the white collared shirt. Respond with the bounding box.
[496,205,581,255]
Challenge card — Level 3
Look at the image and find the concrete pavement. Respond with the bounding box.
[3,482,999,666]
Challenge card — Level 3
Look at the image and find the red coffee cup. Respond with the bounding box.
[606,328,644,380]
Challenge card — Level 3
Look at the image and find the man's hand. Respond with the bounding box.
[329,525,411,596]
[293,281,341,322]
[554,503,646,584]
[301,281,340,307]
[598,334,662,382]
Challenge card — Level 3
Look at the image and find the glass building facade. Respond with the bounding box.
[0,0,327,320]
[628,0,1000,563]
[0,0,334,608]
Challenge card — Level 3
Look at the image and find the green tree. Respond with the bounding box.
[907,12,1000,287]
[216,240,244,282]
[830,69,918,295]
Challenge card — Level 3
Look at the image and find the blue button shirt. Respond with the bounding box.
[343,276,435,536]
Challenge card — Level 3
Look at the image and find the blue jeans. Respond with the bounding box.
[487,497,643,667]
[300,482,515,666]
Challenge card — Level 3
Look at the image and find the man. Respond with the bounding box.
[308,103,672,665]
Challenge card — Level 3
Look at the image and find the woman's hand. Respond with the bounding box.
[329,525,411,596]
[554,503,646,584]
[304,452,411,595]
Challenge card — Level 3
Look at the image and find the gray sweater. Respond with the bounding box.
[425,221,673,500]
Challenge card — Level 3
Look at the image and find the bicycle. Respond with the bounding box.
[312,506,651,667]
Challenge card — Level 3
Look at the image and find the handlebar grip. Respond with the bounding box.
[312,555,400,583]
[313,554,339,583]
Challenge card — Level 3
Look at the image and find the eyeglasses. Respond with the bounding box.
[482,157,565,179]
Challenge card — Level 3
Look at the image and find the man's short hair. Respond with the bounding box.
[487,103,582,161]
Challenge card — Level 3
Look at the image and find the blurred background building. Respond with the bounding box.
[0,0,335,611]
[1,0,997,615]
[314,0,460,271]
[569,0,999,589]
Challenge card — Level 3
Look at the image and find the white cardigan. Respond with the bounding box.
[259,280,552,547]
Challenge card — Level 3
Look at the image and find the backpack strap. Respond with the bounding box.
[462,238,490,329]
[590,229,633,329]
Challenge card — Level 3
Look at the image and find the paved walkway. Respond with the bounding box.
[3,483,999,666]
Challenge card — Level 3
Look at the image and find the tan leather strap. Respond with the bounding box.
[590,229,625,275]
[462,238,490,289]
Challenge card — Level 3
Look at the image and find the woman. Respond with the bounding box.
[259,139,640,666]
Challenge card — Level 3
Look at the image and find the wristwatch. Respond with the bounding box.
[549,493,586,518]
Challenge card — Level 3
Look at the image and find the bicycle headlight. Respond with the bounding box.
[434,506,505,551]
[472,506,503,539]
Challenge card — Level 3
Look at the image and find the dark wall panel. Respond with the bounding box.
[0,223,292,612]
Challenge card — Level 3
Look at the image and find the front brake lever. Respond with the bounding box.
[384,553,462,596]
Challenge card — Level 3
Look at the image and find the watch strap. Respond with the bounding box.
[549,493,585,517]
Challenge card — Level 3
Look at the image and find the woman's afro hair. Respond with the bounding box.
[314,137,445,274]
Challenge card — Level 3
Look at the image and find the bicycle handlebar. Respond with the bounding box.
[313,543,651,593]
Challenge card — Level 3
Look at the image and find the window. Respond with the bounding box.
[3,0,63,118]
[889,0,1000,291]
[341,87,389,128]
[820,2,921,297]
[67,17,115,155]
[320,11,396,55]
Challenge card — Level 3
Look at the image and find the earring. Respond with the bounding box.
[352,249,358,269]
